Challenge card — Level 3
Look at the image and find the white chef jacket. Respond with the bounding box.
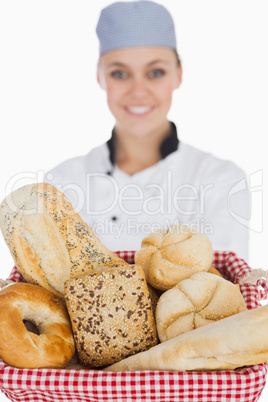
[44,123,250,260]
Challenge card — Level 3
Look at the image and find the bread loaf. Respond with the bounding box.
[0,183,126,298]
[155,272,247,342]
[135,224,213,291]
[64,264,158,368]
[105,303,268,372]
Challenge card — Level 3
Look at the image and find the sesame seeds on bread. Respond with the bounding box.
[64,265,158,368]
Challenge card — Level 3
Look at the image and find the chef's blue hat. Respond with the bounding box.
[96,0,177,55]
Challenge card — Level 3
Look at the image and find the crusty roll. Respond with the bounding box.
[135,224,213,291]
[105,303,268,372]
[64,264,158,368]
[0,183,126,298]
[208,266,223,277]
[0,282,75,368]
[155,272,247,342]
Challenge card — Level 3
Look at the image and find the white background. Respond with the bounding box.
[0,1,268,401]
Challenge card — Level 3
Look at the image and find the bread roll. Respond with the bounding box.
[135,224,213,291]
[105,304,268,372]
[208,266,223,277]
[64,265,158,368]
[155,272,247,342]
[0,183,126,298]
[0,282,75,368]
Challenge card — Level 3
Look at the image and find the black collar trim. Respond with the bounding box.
[106,121,179,166]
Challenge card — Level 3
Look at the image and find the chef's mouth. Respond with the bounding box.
[125,106,154,116]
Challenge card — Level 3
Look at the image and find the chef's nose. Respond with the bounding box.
[129,76,149,96]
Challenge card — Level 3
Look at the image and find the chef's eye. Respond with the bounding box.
[111,70,128,79]
[148,69,165,78]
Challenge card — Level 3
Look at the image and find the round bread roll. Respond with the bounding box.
[135,224,213,291]
[0,282,75,368]
[208,265,223,277]
[155,272,247,342]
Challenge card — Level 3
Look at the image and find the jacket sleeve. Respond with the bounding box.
[201,161,250,261]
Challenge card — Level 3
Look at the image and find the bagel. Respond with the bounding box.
[135,224,213,291]
[0,282,75,368]
[155,272,247,342]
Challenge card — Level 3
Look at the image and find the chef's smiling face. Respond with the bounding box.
[97,47,182,138]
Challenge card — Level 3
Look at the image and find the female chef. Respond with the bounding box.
[45,0,250,259]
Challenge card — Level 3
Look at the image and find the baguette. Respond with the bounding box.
[0,183,126,298]
[104,304,268,372]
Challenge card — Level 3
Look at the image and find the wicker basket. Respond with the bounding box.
[1,250,268,402]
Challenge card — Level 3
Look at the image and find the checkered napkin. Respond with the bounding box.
[1,251,268,402]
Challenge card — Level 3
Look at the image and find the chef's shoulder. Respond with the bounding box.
[178,142,247,184]
[44,143,110,185]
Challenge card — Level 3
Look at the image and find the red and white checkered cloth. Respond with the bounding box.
[1,251,268,402]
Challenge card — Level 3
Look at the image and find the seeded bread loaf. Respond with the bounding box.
[64,264,158,368]
[147,284,160,317]
[0,183,127,298]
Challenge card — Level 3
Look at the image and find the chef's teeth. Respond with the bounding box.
[127,106,151,114]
